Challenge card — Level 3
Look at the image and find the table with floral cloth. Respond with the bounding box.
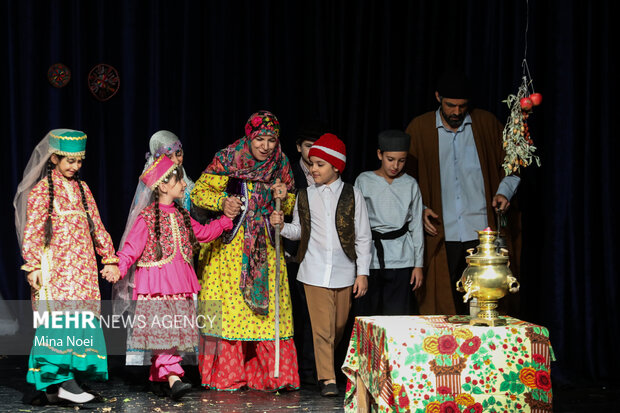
[342,315,554,413]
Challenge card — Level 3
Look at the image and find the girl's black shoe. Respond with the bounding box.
[168,380,192,400]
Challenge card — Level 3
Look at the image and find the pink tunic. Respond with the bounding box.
[117,202,232,299]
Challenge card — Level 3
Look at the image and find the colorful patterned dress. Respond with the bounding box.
[21,169,118,390]
[116,202,232,382]
[192,173,300,390]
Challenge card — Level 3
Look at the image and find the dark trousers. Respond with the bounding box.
[355,267,418,316]
[445,240,479,315]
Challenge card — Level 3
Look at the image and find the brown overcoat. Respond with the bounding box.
[405,108,521,315]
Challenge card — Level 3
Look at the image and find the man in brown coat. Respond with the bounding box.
[405,70,521,315]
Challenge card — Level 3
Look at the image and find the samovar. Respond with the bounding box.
[456,228,520,326]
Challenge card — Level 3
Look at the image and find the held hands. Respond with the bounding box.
[423,208,440,236]
[271,178,287,201]
[222,196,243,219]
[492,194,510,213]
[353,275,368,298]
[101,264,121,283]
[27,270,42,290]
[410,267,424,291]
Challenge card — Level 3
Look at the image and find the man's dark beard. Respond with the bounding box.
[441,108,466,129]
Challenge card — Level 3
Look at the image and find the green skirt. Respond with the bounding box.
[27,314,108,390]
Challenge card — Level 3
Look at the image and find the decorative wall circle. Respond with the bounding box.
[87,63,120,101]
[47,63,71,88]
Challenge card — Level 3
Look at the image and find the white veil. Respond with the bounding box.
[11,131,71,338]
[112,130,194,314]
[14,129,75,249]
[146,130,195,209]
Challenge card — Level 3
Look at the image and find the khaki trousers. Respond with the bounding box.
[303,283,352,381]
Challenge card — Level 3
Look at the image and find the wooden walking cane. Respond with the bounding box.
[274,180,282,378]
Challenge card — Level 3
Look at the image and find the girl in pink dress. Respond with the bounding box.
[112,154,233,400]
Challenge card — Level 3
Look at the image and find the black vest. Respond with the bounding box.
[295,183,357,263]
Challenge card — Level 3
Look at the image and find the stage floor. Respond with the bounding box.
[0,355,618,412]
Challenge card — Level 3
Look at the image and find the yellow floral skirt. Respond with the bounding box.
[196,226,294,341]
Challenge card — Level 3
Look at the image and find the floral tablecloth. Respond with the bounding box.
[342,315,555,413]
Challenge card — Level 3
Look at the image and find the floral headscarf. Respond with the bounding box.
[205,110,294,315]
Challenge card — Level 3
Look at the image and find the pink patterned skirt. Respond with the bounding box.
[128,293,198,352]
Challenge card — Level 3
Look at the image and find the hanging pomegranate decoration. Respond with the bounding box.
[501,63,542,175]
[501,0,543,176]
[529,92,543,106]
[519,97,533,111]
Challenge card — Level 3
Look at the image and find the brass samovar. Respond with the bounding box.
[456,228,520,326]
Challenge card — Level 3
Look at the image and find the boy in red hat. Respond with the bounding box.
[271,133,372,396]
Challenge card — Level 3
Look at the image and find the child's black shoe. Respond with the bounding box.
[168,380,192,400]
[319,380,339,397]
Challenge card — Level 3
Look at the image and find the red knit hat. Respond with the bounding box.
[308,133,346,173]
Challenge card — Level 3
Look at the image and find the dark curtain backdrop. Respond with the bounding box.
[1,0,617,383]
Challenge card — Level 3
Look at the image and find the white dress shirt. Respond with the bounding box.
[280,177,372,288]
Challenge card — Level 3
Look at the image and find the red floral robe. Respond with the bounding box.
[21,169,118,308]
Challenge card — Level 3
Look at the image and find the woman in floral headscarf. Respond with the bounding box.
[191,110,299,391]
